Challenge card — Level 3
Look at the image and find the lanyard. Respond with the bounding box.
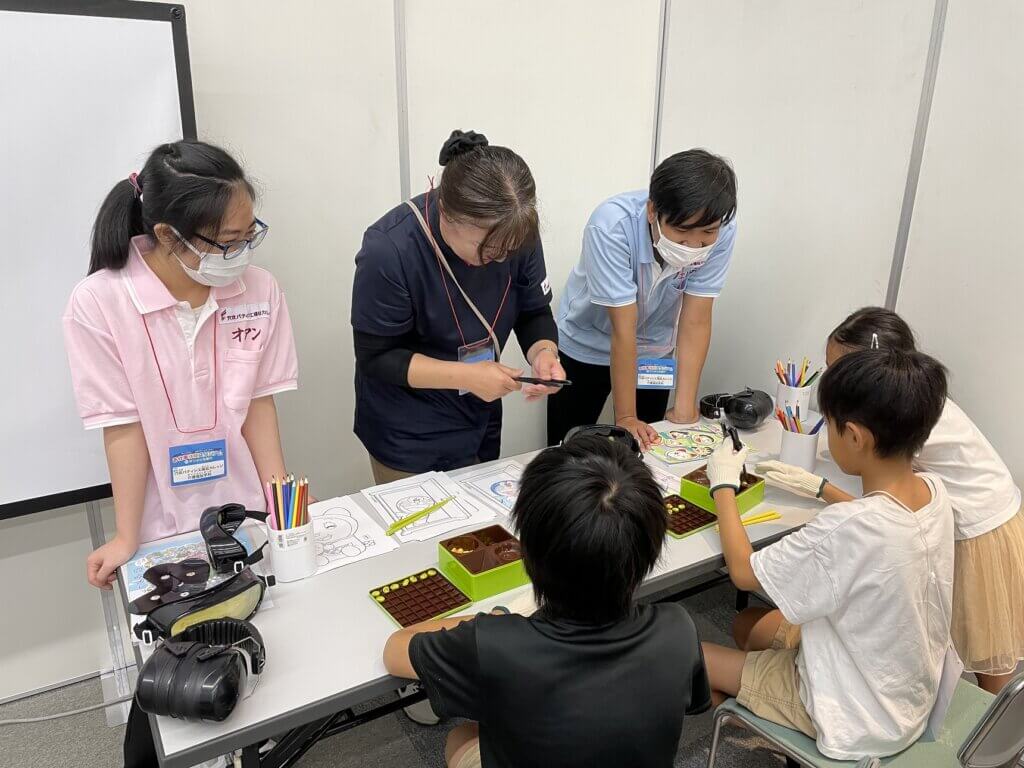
[142,313,219,434]
[406,192,511,354]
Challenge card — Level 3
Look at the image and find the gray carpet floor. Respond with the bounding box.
[0,582,787,768]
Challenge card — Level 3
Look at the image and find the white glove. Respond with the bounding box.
[504,588,539,617]
[706,441,750,494]
[755,460,827,500]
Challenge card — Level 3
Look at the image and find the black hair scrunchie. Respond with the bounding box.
[438,129,489,166]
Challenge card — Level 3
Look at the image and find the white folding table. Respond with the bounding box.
[118,417,859,767]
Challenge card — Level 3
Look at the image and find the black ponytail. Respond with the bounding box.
[828,306,917,353]
[88,140,254,274]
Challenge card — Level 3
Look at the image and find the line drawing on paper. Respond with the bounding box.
[306,496,398,573]
[368,475,472,534]
[457,461,523,514]
[314,507,367,567]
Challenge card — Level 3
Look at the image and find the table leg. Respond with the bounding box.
[735,589,750,612]
[86,500,134,726]
[240,744,261,768]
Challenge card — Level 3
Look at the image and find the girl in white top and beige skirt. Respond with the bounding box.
[757,307,1024,694]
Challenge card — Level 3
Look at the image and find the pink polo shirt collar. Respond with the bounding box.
[123,235,246,314]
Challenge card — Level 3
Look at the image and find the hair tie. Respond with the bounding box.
[128,172,143,201]
[438,130,489,166]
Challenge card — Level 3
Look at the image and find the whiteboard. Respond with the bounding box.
[0,7,189,514]
[896,0,1024,481]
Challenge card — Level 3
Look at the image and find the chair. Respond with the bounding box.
[707,675,1024,768]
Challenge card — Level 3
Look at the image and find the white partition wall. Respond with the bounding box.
[180,0,401,496]
[404,0,663,454]
[896,0,1024,480]
[658,0,936,396]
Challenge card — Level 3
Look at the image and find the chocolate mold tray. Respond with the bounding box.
[679,467,765,514]
[370,568,471,628]
[438,525,529,601]
[663,495,718,539]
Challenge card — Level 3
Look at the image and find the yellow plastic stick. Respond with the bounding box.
[386,496,455,536]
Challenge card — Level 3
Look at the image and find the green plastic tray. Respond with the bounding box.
[438,525,529,602]
[679,468,765,514]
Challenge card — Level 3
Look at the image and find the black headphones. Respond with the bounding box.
[135,618,266,722]
[700,388,774,430]
[200,503,269,574]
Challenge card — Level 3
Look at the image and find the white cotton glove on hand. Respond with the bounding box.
[706,441,750,494]
[755,460,827,500]
[505,588,539,617]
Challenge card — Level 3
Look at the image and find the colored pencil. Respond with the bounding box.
[810,417,825,435]
[775,408,788,430]
[273,476,284,530]
[264,482,276,530]
[803,369,822,387]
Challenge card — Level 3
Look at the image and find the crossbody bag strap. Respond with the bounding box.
[405,200,503,356]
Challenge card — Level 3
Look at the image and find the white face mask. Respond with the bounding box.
[653,218,714,270]
[172,230,253,288]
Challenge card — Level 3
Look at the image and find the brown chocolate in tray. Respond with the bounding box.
[441,525,522,575]
[371,569,471,628]
[663,495,717,536]
[684,467,761,492]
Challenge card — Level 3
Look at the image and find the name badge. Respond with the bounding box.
[637,358,676,389]
[458,338,497,397]
[169,439,227,487]
[219,303,271,324]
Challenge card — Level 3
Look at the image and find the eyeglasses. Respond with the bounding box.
[172,218,270,260]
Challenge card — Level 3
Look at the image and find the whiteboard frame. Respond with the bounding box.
[0,0,196,520]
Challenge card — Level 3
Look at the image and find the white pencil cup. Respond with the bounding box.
[775,382,812,421]
[780,430,820,472]
[267,521,317,582]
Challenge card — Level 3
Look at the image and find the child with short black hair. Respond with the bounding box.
[383,434,711,768]
[702,349,954,759]
[759,306,1024,693]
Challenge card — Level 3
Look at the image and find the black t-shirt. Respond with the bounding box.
[350,193,553,473]
[408,603,711,768]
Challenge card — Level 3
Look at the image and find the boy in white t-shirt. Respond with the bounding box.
[701,348,954,760]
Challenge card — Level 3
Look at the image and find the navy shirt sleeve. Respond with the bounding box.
[408,618,482,720]
[351,226,414,336]
[514,240,553,313]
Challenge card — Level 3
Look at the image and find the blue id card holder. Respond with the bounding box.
[169,439,227,487]
[637,358,676,389]
[458,338,497,396]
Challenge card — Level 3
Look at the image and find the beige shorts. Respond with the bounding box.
[450,740,482,768]
[736,619,817,738]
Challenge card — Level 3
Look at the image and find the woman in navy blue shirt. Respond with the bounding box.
[351,131,565,482]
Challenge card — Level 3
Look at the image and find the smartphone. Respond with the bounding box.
[513,377,573,387]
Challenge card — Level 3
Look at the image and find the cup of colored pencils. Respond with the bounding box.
[774,357,820,419]
[775,407,824,472]
[265,474,317,582]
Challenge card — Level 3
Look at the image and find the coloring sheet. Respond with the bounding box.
[362,471,495,543]
[308,495,398,574]
[457,460,523,515]
[648,425,724,465]
[643,459,681,497]
[121,528,254,606]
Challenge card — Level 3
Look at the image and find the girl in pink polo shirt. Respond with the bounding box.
[63,140,298,590]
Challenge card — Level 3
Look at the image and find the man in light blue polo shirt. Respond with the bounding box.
[548,149,737,448]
